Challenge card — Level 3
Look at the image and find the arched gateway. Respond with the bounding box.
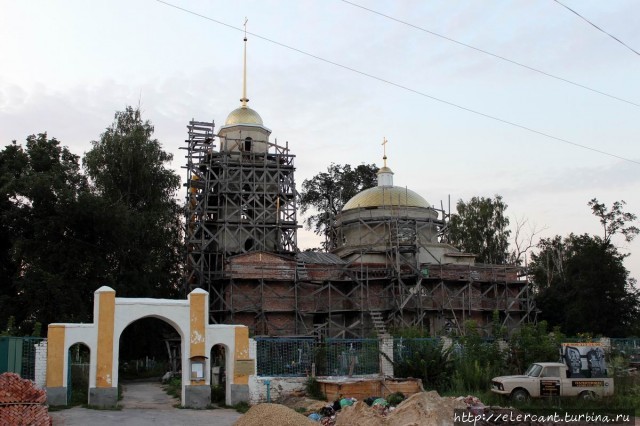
[45,286,253,408]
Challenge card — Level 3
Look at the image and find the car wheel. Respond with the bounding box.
[511,389,529,402]
[579,391,596,401]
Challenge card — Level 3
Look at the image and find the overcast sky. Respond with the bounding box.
[2,0,639,281]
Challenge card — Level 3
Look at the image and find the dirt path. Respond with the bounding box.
[119,380,179,409]
[50,380,242,426]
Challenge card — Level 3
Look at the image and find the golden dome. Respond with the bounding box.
[342,186,430,211]
[225,106,263,126]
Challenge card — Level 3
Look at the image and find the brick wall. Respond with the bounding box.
[34,340,47,389]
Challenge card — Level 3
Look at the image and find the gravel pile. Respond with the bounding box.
[233,403,316,426]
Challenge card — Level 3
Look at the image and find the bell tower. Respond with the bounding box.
[183,26,298,319]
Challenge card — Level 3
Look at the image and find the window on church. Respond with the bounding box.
[244,137,252,152]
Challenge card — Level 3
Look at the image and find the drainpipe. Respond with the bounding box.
[264,379,271,403]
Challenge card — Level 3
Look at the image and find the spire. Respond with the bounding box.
[382,137,388,167]
[377,137,394,187]
[241,17,249,108]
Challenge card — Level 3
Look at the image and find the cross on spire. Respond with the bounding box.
[241,18,249,107]
[382,137,388,167]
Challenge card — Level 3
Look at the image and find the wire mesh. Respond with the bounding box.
[21,337,44,381]
[325,339,380,376]
[256,338,317,377]
[0,337,44,380]
[255,338,381,377]
[393,337,440,362]
[610,338,640,354]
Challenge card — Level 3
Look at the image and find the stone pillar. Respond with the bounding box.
[230,326,253,405]
[184,288,210,408]
[380,336,394,377]
[45,324,67,406]
[89,286,118,408]
[34,340,48,389]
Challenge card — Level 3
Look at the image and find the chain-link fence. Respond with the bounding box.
[393,338,440,362]
[254,337,640,377]
[0,337,45,381]
[610,338,640,355]
[255,338,381,377]
[325,339,380,376]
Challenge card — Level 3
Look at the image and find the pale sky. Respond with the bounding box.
[1,0,639,281]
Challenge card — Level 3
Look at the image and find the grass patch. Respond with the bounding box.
[163,376,181,399]
[232,401,250,413]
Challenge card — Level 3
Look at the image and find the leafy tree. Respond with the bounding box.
[588,198,639,243]
[0,134,96,331]
[530,199,639,337]
[299,163,377,249]
[447,195,511,264]
[531,233,639,336]
[84,107,182,298]
[0,108,183,333]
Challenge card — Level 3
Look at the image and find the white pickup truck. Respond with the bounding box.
[491,362,614,401]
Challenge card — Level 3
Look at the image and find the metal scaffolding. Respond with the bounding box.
[182,120,298,324]
[182,121,535,336]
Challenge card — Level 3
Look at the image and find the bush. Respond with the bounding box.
[211,385,225,404]
[305,377,325,400]
[508,321,564,373]
[394,339,453,393]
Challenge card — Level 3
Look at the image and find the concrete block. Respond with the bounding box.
[89,387,118,408]
[46,387,67,406]
[184,385,210,408]
[230,384,249,405]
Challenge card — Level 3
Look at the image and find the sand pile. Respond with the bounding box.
[233,403,316,426]
[336,391,467,426]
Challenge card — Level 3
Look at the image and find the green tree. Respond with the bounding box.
[588,198,639,243]
[447,195,511,264]
[0,134,96,331]
[83,107,182,298]
[299,163,377,249]
[531,233,639,336]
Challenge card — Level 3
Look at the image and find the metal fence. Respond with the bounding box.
[0,336,45,381]
[393,337,440,362]
[255,338,380,377]
[609,338,640,355]
[255,337,640,377]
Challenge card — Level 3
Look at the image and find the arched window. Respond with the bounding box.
[244,137,252,152]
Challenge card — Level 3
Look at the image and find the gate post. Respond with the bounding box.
[45,325,67,405]
[184,288,210,407]
[89,286,118,407]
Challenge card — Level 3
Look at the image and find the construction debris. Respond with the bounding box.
[335,390,467,426]
[0,372,51,426]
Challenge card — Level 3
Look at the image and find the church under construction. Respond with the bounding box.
[182,34,536,339]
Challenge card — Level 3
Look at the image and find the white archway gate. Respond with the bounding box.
[46,287,254,408]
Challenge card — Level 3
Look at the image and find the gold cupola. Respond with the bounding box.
[342,138,430,211]
[218,20,271,152]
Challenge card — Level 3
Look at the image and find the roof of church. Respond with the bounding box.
[342,185,430,211]
[225,106,263,126]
